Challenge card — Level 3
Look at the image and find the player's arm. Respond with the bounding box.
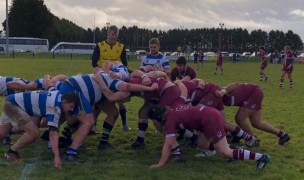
[181,75,191,81]
[215,83,240,97]
[150,136,176,169]
[190,78,206,89]
[146,71,167,79]
[174,80,189,103]
[51,74,67,83]
[48,125,62,169]
[131,69,152,86]
[92,74,130,102]
[43,75,55,90]
[6,81,38,91]
[117,81,158,92]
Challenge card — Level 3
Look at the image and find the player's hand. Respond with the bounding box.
[54,157,62,169]
[149,163,162,169]
[150,83,158,91]
[215,89,226,97]
[109,71,118,79]
[197,80,206,89]
[142,76,152,86]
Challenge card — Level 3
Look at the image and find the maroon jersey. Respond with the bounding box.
[282,50,294,73]
[164,104,226,144]
[216,53,223,66]
[128,77,181,107]
[182,80,199,99]
[170,66,196,81]
[260,50,268,69]
[191,83,223,110]
[222,83,263,110]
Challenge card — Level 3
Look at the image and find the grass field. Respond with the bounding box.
[0,54,303,179]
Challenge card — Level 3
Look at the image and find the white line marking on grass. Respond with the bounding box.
[20,163,35,180]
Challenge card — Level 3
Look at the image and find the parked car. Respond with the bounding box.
[204,52,216,57]
[135,50,147,60]
[250,52,260,57]
[166,51,185,61]
[241,52,251,57]
[296,53,304,63]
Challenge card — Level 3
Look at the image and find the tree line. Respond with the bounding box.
[2,0,303,53]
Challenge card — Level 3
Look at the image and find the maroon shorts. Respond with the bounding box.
[216,61,222,66]
[242,86,263,111]
[282,65,293,73]
[260,62,268,70]
[159,86,181,107]
[201,107,226,144]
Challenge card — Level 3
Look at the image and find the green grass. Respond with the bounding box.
[0,54,304,179]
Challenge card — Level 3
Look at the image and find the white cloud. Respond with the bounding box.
[290,9,304,17]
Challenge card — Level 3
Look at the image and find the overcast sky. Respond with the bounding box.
[0,0,304,41]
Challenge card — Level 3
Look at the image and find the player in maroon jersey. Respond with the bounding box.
[147,100,271,170]
[170,56,196,81]
[214,50,224,75]
[217,83,290,145]
[183,80,259,149]
[280,46,294,88]
[128,70,192,148]
[259,47,268,81]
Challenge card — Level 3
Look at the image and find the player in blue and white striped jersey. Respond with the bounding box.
[60,72,157,156]
[140,38,170,75]
[0,76,30,96]
[101,60,131,131]
[0,88,79,169]
[102,61,130,81]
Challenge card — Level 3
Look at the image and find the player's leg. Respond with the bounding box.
[280,71,286,88]
[98,101,119,149]
[249,111,290,145]
[225,121,259,147]
[132,101,151,148]
[213,137,271,170]
[287,72,293,88]
[235,107,255,136]
[118,102,130,131]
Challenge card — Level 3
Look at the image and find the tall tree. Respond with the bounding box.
[2,0,52,38]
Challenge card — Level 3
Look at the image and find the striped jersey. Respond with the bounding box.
[140,53,170,70]
[66,72,123,105]
[0,76,30,96]
[7,88,62,128]
[111,63,130,81]
[34,78,62,90]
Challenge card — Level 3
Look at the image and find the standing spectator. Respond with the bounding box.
[170,56,196,81]
[269,51,274,64]
[197,50,204,70]
[193,51,199,64]
[280,46,294,88]
[91,25,130,131]
[177,45,182,56]
[259,47,268,82]
[232,52,237,63]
